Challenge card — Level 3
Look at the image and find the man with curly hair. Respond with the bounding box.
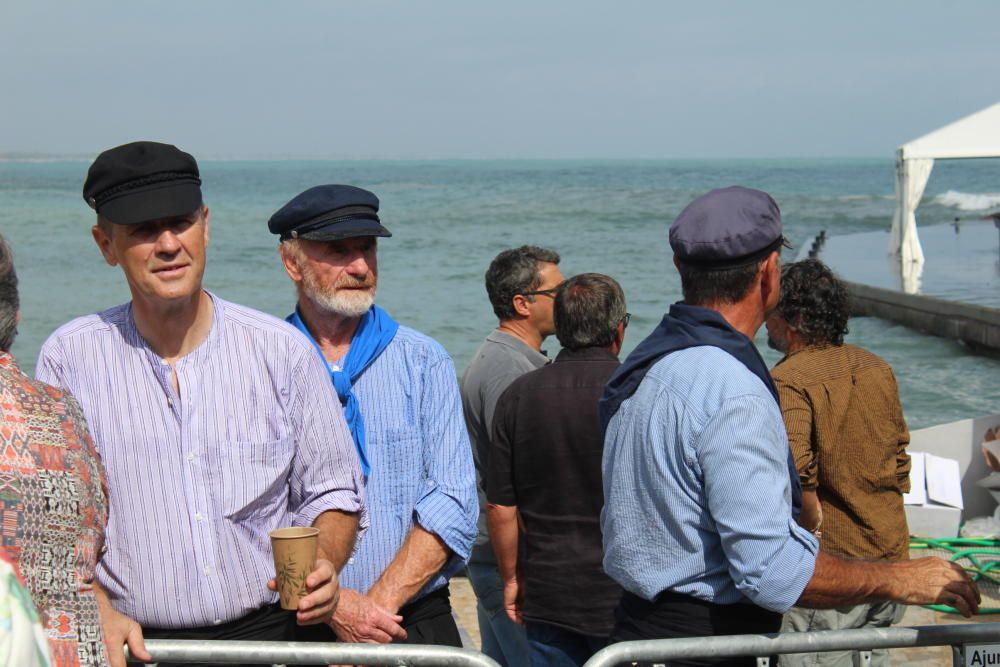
[767,259,911,667]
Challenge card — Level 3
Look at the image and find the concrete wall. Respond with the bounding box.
[847,281,1000,354]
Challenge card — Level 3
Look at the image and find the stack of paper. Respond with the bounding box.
[904,451,963,538]
[905,452,963,508]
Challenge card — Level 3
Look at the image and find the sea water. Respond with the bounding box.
[1,157,999,429]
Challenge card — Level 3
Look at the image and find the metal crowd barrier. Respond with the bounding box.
[131,623,1000,666]
[581,622,1000,666]
[133,639,502,666]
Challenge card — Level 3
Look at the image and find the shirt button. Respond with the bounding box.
[203,566,211,576]
[187,452,195,461]
[213,619,222,626]
[195,512,204,521]
[348,557,355,565]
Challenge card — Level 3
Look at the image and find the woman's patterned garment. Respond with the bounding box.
[0,353,109,666]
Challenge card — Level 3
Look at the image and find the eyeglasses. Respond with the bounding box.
[519,282,565,299]
[520,288,558,298]
[622,312,631,328]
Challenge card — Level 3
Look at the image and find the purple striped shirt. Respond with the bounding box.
[36,293,367,629]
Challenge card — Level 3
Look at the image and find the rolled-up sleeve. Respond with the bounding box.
[289,347,368,534]
[414,355,478,569]
[699,395,819,613]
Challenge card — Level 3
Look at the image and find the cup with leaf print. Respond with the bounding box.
[269,527,319,610]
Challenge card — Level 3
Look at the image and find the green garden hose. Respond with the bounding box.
[910,537,1000,614]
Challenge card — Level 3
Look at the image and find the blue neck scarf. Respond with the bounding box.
[600,302,801,518]
[287,305,399,478]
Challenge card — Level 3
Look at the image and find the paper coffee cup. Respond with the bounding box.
[269,527,319,610]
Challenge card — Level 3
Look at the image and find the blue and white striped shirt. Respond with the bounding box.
[335,325,478,600]
[601,346,819,614]
[36,294,367,628]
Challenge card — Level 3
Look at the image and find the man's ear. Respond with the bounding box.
[202,205,211,248]
[279,243,304,283]
[91,225,119,267]
[762,250,780,278]
[761,251,781,304]
[611,319,626,356]
[511,294,532,318]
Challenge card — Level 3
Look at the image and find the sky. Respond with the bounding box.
[1,1,998,159]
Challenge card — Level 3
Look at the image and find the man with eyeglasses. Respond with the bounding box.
[269,184,478,648]
[487,273,628,666]
[460,245,563,667]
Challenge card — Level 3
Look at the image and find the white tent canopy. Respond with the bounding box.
[889,103,1000,278]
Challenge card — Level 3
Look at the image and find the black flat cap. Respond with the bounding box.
[83,141,202,225]
[669,186,790,266]
[268,185,392,242]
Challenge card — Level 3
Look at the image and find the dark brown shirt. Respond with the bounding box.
[487,346,622,637]
[772,344,911,561]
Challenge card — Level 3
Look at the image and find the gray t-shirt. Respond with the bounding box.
[460,330,549,564]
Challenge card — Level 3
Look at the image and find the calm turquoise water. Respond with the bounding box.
[2,158,999,429]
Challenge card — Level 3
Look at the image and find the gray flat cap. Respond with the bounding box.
[669,186,790,266]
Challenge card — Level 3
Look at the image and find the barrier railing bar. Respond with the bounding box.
[582,622,1000,666]
[131,639,503,666]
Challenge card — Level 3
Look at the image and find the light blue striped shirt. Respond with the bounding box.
[335,325,478,600]
[602,346,819,614]
[36,293,367,628]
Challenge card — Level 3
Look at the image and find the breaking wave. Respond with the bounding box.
[931,190,1000,211]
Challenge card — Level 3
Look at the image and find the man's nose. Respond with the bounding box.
[345,252,370,275]
[155,229,182,254]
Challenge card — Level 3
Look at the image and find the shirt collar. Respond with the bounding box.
[486,329,549,364]
[125,290,224,365]
[775,343,837,367]
[554,346,618,363]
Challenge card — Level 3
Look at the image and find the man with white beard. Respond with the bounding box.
[269,184,478,647]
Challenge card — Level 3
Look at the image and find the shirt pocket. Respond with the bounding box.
[212,437,293,521]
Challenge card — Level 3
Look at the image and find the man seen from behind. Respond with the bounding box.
[487,272,626,667]
[769,259,911,667]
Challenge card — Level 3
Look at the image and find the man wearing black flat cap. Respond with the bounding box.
[598,186,979,666]
[270,185,477,648]
[37,142,367,667]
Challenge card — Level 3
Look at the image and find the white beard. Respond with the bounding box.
[303,282,376,318]
[299,264,377,318]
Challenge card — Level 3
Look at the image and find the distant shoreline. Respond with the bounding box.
[0,154,896,165]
